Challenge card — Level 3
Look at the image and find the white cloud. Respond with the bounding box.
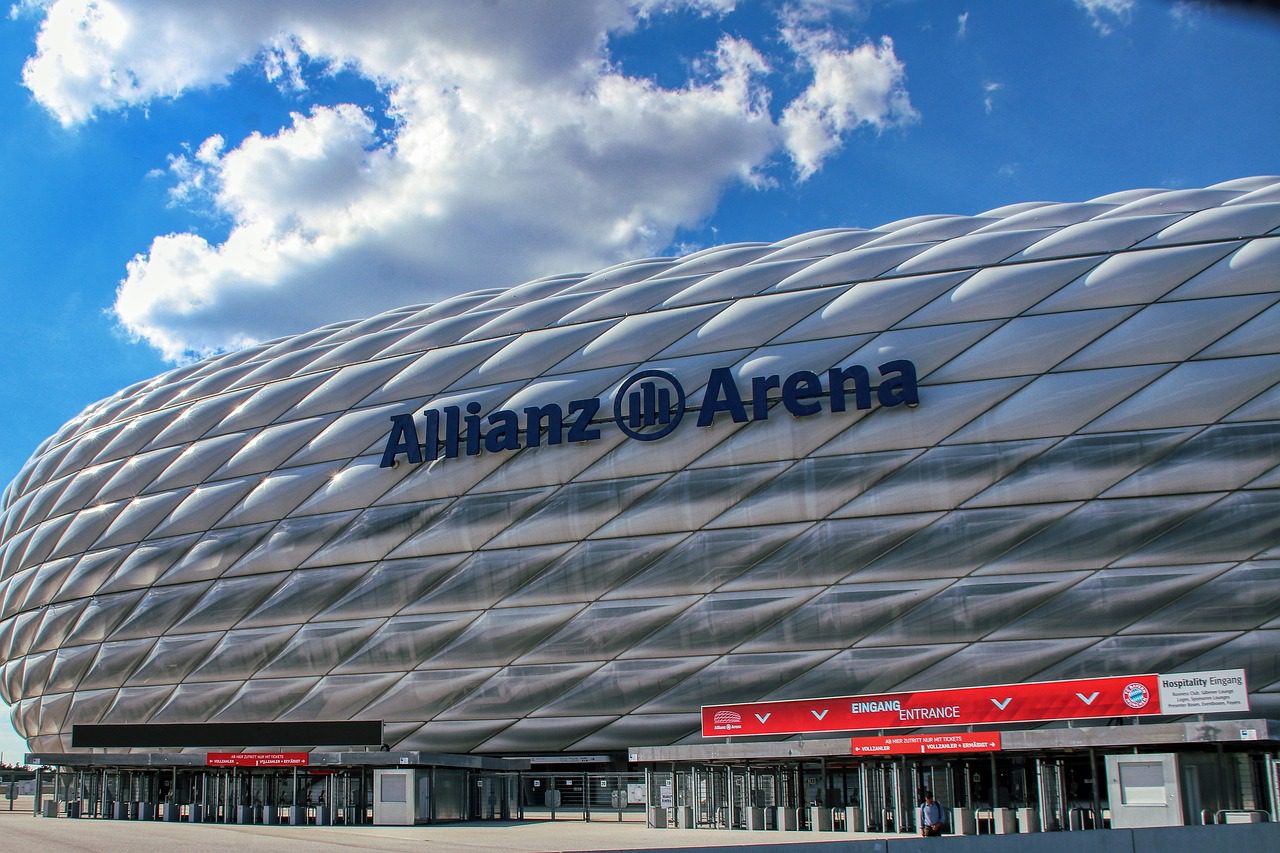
[983,80,1003,114]
[21,0,278,127]
[957,11,970,38]
[1169,1,1208,28]
[1074,0,1136,35]
[20,0,917,361]
[779,33,917,181]
[778,0,870,30]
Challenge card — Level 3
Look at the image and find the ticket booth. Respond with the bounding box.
[1105,753,1184,828]
[373,769,415,825]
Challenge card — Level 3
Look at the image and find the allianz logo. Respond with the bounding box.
[380,359,918,468]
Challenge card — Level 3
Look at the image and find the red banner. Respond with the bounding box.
[207,752,310,767]
[851,732,1002,756]
[702,674,1160,737]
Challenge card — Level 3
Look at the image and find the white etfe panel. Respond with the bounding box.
[1158,669,1249,714]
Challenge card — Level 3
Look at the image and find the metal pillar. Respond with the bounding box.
[858,763,869,831]
[990,753,1000,808]
[1035,758,1046,830]
[1089,749,1102,825]
[725,766,734,829]
[891,761,903,832]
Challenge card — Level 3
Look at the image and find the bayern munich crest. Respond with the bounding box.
[1122,682,1151,709]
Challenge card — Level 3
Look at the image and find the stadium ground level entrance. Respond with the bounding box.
[23,717,1280,831]
[24,752,652,825]
[32,763,375,824]
[632,717,1280,833]
[639,754,1118,832]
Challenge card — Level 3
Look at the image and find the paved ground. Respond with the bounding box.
[0,805,903,853]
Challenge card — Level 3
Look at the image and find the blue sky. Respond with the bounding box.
[0,0,1277,760]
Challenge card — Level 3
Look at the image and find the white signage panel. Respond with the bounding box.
[1158,669,1249,714]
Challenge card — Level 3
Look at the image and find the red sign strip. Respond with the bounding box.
[851,732,1002,756]
[207,752,310,767]
[702,674,1160,737]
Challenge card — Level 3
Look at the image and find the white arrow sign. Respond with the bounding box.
[991,698,1012,710]
[811,709,828,720]
[1076,692,1099,705]
[755,713,772,724]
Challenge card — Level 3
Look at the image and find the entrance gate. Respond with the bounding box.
[472,772,519,820]
[913,761,959,832]
[1038,757,1067,831]
[519,772,647,821]
[39,766,371,824]
[861,761,903,831]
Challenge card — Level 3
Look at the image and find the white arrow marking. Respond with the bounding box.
[755,713,771,724]
[991,698,1013,710]
[811,708,829,720]
[1076,692,1099,705]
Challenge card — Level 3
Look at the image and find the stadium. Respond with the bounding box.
[1,176,1279,829]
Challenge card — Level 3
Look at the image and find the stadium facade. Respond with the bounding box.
[2,175,1280,764]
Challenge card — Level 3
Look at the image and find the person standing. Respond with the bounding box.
[919,791,944,837]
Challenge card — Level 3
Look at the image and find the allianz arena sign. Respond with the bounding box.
[381,359,920,467]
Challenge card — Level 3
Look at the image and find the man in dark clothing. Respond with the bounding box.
[919,791,944,837]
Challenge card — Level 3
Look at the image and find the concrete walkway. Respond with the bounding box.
[8,806,1280,853]
[0,808,902,853]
